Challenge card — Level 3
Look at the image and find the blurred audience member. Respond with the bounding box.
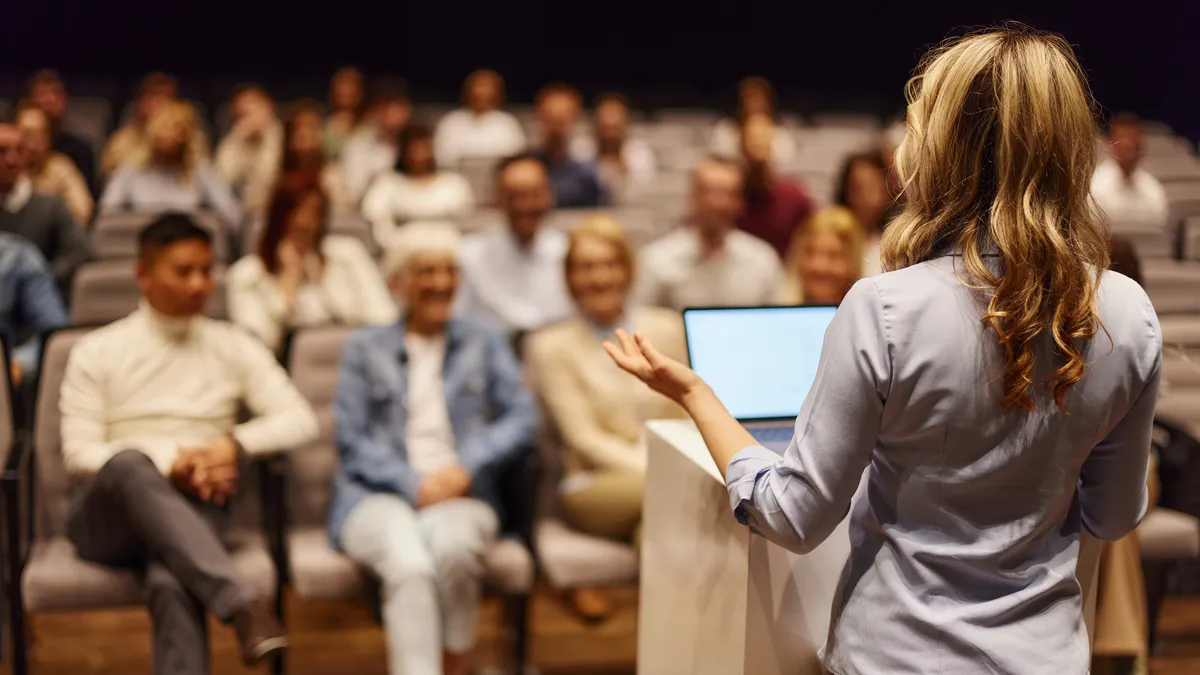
[0,232,68,388]
[526,215,686,620]
[1108,234,1143,285]
[215,85,283,214]
[324,67,366,161]
[738,113,813,258]
[342,79,413,205]
[14,100,93,224]
[59,213,318,672]
[0,119,92,299]
[636,157,782,310]
[103,73,208,177]
[710,77,795,165]
[1091,113,1168,232]
[100,101,242,231]
[834,151,892,276]
[456,154,572,332]
[434,69,526,169]
[534,84,608,208]
[780,206,863,305]
[363,124,475,251]
[26,70,98,195]
[279,100,352,212]
[570,92,656,195]
[228,187,396,352]
[332,222,538,675]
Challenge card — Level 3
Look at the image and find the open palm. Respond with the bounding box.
[603,329,705,405]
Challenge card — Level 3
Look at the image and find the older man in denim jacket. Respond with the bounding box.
[329,222,538,675]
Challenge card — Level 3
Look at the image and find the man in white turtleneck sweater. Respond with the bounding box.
[58,212,319,674]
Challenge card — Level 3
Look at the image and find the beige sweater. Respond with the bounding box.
[59,302,320,476]
[29,153,93,224]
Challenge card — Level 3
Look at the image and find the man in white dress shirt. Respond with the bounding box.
[455,154,573,333]
[1091,112,1170,232]
[433,70,526,170]
[59,213,319,674]
[636,157,784,310]
[341,79,413,205]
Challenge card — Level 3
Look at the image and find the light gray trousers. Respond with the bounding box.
[340,494,499,675]
[66,449,258,675]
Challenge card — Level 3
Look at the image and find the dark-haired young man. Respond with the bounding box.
[59,212,318,674]
[533,84,608,208]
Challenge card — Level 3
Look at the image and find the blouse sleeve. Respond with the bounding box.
[725,278,891,554]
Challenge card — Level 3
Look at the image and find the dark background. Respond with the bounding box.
[2,0,1198,138]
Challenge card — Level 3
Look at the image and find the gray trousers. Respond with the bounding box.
[65,449,257,675]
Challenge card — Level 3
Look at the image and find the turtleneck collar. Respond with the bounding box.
[138,299,197,340]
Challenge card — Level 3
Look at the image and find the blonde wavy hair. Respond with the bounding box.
[781,206,865,304]
[132,100,205,182]
[881,25,1108,412]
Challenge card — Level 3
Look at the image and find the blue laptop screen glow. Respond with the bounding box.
[684,306,837,421]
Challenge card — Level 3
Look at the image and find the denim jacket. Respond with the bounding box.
[328,318,539,547]
[0,233,69,376]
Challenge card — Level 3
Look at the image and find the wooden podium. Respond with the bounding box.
[636,420,1102,675]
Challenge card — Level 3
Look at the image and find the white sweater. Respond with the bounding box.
[59,302,320,477]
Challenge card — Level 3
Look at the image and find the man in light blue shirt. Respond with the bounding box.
[0,231,68,386]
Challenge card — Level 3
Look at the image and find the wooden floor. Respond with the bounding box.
[4,586,1200,674]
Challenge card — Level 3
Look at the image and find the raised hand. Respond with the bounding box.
[603,328,705,406]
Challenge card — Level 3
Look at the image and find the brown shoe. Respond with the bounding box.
[232,601,289,666]
[569,587,614,622]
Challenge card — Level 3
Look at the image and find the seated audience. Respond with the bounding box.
[526,215,686,621]
[455,154,573,332]
[331,222,538,675]
[0,119,92,299]
[834,151,893,276]
[534,84,608,208]
[1091,112,1169,232]
[100,101,242,232]
[26,70,98,195]
[363,124,475,250]
[710,76,795,165]
[738,113,813,258]
[342,79,413,205]
[636,157,782,310]
[0,232,68,387]
[215,85,283,214]
[14,100,94,224]
[103,73,208,177]
[278,100,352,211]
[434,69,526,169]
[324,67,365,162]
[59,213,319,671]
[228,187,396,351]
[779,206,864,305]
[570,92,656,196]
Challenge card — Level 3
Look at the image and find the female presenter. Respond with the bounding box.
[606,26,1161,675]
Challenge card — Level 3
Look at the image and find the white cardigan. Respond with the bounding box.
[227,235,398,350]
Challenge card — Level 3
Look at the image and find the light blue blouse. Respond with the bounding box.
[726,253,1161,675]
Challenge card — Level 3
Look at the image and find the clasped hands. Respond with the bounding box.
[417,465,472,508]
[170,436,240,506]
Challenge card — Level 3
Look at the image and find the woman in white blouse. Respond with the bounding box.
[361,123,475,252]
[228,186,397,351]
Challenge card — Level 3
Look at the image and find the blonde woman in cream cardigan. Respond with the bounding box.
[228,186,396,351]
[525,215,686,621]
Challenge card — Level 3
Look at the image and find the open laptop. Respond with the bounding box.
[683,305,838,452]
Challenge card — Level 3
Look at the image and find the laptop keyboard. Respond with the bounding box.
[749,426,793,445]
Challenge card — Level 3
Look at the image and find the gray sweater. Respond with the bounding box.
[0,193,93,301]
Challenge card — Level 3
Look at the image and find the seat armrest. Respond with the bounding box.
[253,453,290,585]
[3,430,35,570]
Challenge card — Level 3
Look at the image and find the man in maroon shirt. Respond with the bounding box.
[737,113,813,258]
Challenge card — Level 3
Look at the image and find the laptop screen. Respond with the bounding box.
[683,305,838,421]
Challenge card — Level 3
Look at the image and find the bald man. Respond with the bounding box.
[636,157,784,310]
[534,85,608,208]
[454,154,573,332]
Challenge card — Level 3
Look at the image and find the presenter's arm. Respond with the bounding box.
[606,279,890,555]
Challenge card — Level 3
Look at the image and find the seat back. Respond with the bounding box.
[329,212,378,257]
[285,325,354,527]
[70,260,228,324]
[92,211,228,261]
[460,156,501,206]
[33,328,94,539]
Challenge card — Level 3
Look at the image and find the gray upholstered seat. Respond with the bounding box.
[1139,508,1200,561]
[70,259,228,325]
[284,326,533,603]
[20,328,276,613]
[91,211,229,261]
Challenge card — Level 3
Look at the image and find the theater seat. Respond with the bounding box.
[1140,508,1200,560]
[70,259,229,325]
[91,210,229,261]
